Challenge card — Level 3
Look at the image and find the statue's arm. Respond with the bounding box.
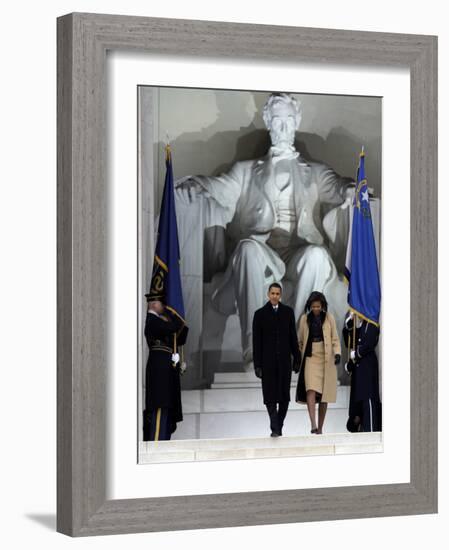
[176,163,243,207]
[175,162,245,226]
[316,164,354,207]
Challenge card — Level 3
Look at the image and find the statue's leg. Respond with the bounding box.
[286,245,334,317]
[231,239,285,366]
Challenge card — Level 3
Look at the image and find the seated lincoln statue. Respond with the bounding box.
[175,92,356,373]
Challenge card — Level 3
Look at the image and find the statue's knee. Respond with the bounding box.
[234,239,261,260]
[304,244,330,264]
[294,245,332,277]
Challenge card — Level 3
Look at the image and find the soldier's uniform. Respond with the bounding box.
[342,316,381,432]
[143,309,188,441]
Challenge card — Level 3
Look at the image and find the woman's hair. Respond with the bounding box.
[304,291,328,313]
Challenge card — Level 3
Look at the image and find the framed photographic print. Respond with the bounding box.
[57,12,437,536]
[135,85,383,463]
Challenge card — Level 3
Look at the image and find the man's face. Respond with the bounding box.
[149,300,165,314]
[267,102,298,149]
[268,287,282,306]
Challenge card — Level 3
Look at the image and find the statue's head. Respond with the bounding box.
[262,93,302,149]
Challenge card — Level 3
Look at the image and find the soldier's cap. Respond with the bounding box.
[145,293,165,304]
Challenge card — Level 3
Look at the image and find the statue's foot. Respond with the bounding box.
[242,348,253,370]
[243,361,254,373]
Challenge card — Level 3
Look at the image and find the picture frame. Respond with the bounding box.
[57,12,437,536]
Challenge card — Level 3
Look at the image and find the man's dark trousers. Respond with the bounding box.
[266,401,289,435]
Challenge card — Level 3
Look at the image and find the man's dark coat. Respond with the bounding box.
[252,302,301,404]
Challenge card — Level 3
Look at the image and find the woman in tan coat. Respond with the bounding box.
[296,291,341,434]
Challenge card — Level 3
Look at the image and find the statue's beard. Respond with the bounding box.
[270,132,295,150]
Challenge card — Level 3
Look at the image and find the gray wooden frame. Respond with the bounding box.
[57,12,438,537]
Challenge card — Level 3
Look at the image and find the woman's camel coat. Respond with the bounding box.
[296,311,341,404]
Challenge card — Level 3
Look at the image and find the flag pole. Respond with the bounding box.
[165,133,171,161]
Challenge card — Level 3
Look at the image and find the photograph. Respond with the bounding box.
[138,86,383,459]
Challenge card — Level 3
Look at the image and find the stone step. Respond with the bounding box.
[140,431,382,463]
[211,381,261,388]
[173,407,351,440]
[181,386,350,414]
[157,430,381,449]
[210,381,300,389]
[214,371,288,384]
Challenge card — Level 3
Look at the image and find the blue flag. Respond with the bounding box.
[344,149,381,325]
[148,146,186,323]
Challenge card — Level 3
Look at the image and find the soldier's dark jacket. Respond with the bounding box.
[144,311,188,435]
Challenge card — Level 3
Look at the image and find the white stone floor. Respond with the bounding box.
[173,372,351,440]
[139,372,383,464]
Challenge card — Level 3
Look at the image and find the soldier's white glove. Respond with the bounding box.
[171,353,180,364]
[344,311,354,329]
[344,361,354,375]
[350,350,357,361]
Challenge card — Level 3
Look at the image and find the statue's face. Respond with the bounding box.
[267,102,297,149]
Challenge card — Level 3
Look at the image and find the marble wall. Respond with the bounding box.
[152,87,382,207]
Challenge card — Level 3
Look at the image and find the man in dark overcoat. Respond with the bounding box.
[252,283,301,437]
[342,312,381,432]
[143,296,188,441]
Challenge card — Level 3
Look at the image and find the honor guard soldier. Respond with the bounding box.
[143,294,188,441]
[342,311,382,432]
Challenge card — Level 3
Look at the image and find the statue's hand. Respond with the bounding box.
[341,186,355,210]
[175,177,202,204]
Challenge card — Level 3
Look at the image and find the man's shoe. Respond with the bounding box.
[270,431,281,437]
